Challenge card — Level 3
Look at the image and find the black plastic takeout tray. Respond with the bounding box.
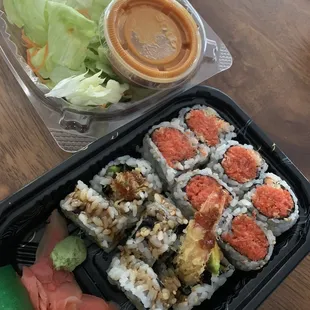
[0,86,310,310]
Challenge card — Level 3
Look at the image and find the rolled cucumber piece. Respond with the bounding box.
[0,265,34,310]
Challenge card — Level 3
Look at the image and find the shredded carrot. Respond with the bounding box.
[21,30,39,49]
[77,9,91,19]
[26,49,37,72]
[26,49,45,82]
[22,29,48,83]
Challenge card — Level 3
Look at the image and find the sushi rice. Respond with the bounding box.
[108,254,177,310]
[122,194,188,266]
[60,181,143,252]
[209,140,268,196]
[142,119,209,187]
[239,173,299,236]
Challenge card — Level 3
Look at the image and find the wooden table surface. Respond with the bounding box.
[0,0,309,309]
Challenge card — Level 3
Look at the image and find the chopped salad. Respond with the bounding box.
[4,0,129,108]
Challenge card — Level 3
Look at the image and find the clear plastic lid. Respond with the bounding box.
[103,0,202,89]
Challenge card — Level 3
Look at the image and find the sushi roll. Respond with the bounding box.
[60,181,143,252]
[142,119,209,187]
[154,195,234,310]
[122,194,188,266]
[90,156,162,211]
[217,208,276,271]
[172,255,234,310]
[174,194,230,286]
[172,167,238,218]
[154,264,182,307]
[173,191,226,287]
[239,173,299,236]
[178,105,236,148]
[154,254,234,310]
[107,254,177,310]
[209,140,268,196]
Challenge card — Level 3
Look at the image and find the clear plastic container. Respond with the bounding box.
[0,0,233,152]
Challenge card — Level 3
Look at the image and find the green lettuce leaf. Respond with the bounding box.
[4,0,48,46]
[89,0,111,23]
[46,1,96,71]
[48,0,111,23]
[83,45,116,78]
[3,0,24,28]
[29,48,87,85]
[49,0,92,9]
[27,45,51,79]
[49,65,86,85]
[96,46,116,77]
[45,71,129,106]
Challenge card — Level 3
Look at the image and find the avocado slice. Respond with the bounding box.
[207,243,221,275]
[107,165,122,174]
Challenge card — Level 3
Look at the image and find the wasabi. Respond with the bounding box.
[51,236,87,272]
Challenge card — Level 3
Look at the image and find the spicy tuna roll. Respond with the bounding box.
[142,119,209,187]
[178,105,236,148]
[60,181,143,251]
[122,194,188,266]
[209,140,268,196]
[172,168,237,218]
[108,254,177,310]
[217,208,275,271]
[90,156,162,210]
[239,173,299,236]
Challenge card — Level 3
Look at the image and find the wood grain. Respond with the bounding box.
[0,0,309,309]
[0,60,69,199]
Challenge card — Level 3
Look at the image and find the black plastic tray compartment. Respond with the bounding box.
[0,86,310,310]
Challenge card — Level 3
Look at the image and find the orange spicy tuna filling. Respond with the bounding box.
[222,215,268,261]
[252,185,294,218]
[186,110,229,146]
[222,146,259,183]
[186,175,232,210]
[152,127,196,168]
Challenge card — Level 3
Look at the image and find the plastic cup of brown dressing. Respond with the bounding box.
[103,0,202,89]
